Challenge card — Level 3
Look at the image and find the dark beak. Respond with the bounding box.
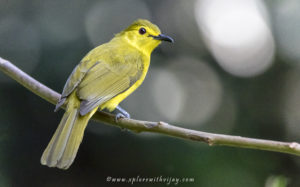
[152,34,174,43]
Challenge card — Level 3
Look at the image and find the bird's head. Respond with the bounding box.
[116,19,174,55]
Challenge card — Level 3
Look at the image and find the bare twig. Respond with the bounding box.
[1,56,300,156]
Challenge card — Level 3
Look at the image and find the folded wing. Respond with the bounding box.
[77,60,140,115]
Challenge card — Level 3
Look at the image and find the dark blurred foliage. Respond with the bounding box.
[1,0,300,186]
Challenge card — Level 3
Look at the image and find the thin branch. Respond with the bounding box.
[1,56,300,156]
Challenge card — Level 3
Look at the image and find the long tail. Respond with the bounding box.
[41,93,97,169]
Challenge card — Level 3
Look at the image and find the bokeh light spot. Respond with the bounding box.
[273,0,300,64]
[283,68,300,140]
[195,0,275,77]
[152,69,184,122]
[153,56,223,126]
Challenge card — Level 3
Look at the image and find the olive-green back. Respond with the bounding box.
[56,40,145,115]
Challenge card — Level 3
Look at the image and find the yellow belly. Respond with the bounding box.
[99,78,143,111]
[99,61,150,112]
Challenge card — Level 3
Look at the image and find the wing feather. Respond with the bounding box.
[54,61,100,111]
[56,48,144,115]
[77,61,139,115]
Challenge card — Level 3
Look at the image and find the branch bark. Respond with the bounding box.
[1,56,300,156]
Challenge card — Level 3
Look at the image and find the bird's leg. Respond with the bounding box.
[114,105,131,121]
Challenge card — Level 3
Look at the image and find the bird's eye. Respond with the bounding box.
[139,27,146,35]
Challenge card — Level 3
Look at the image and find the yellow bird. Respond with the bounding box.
[41,19,173,169]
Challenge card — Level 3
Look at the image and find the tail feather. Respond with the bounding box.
[41,95,98,169]
[56,112,94,169]
[41,108,78,167]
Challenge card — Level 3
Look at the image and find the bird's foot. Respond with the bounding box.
[115,113,125,122]
[114,105,131,122]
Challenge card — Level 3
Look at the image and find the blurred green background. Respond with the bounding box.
[1,0,300,186]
